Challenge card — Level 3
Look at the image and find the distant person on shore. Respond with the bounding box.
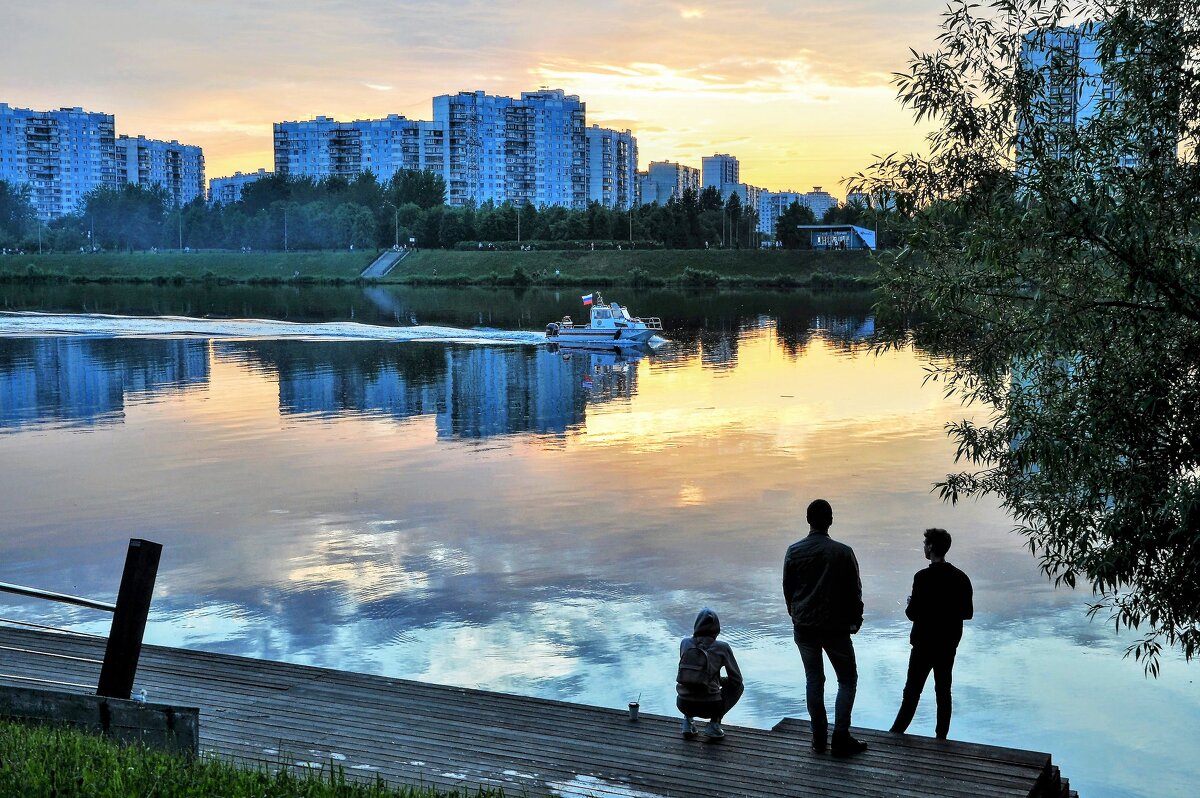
[890,527,973,740]
[783,499,868,756]
[676,607,744,740]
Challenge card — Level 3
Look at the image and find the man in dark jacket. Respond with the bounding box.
[783,499,867,756]
[676,607,744,739]
[890,527,973,739]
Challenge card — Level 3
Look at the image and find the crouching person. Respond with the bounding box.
[676,607,744,739]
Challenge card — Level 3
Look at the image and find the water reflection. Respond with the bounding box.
[0,338,208,430]
[0,294,1195,798]
[224,341,653,439]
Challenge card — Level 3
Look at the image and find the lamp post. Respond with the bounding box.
[177,206,183,252]
[516,204,521,243]
[383,200,399,248]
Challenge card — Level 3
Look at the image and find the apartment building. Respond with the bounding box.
[116,135,205,206]
[0,103,118,220]
[273,114,448,183]
[802,187,839,220]
[275,89,586,209]
[585,125,638,209]
[702,153,739,189]
[432,88,587,208]
[208,168,272,206]
[637,160,700,205]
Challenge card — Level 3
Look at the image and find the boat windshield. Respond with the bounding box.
[593,308,612,320]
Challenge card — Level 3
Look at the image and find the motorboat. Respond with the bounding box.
[545,294,663,345]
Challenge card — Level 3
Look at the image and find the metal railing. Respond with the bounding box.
[0,538,161,700]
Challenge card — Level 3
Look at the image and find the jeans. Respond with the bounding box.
[676,677,744,722]
[793,627,857,734]
[890,644,957,738]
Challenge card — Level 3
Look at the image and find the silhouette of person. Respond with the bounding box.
[675,607,744,740]
[783,499,868,756]
[890,527,973,739]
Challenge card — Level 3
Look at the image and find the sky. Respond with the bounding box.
[3,0,943,196]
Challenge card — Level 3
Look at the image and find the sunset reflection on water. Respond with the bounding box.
[0,323,1195,798]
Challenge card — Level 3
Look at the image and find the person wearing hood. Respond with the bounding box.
[675,607,744,739]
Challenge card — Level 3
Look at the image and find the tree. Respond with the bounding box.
[389,169,446,210]
[858,0,1200,671]
[0,180,35,248]
[775,201,816,248]
[81,184,167,251]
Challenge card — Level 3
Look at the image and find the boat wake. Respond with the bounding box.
[0,312,546,346]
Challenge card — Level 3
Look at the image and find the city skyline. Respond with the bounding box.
[2,1,939,194]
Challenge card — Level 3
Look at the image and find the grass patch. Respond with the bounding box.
[0,251,373,285]
[0,248,879,290]
[0,719,501,798]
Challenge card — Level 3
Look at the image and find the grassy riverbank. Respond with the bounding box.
[0,248,877,288]
[0,720,499,798]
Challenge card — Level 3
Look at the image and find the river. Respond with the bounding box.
[0,285,1195,797]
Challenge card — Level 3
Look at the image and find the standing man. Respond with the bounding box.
[783,499,868,757]
[889,527,974,739]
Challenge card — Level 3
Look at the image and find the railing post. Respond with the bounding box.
[96,539,161,699]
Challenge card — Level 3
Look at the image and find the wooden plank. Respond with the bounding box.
[0,627,1068,798]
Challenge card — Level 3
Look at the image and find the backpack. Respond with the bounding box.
[676,639,721,692]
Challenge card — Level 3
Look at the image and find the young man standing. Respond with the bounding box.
[890,527,974,739]
[783,499,868,756]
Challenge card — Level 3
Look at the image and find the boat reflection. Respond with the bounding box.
[549,342,654,403]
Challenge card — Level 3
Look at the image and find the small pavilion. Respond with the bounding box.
[797,224,877,250]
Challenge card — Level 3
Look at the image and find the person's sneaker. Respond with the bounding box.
[702,721,725,738]
[681,716,697,738]
[831,731,868,757]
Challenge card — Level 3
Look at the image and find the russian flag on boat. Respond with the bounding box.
[581,294,593,306]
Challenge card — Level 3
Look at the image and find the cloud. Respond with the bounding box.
[363,83,394,92]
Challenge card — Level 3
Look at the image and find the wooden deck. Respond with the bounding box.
[0,626,1074,797]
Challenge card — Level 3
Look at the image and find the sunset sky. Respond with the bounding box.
[4,1,943,195]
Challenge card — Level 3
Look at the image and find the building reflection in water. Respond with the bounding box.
[0,338,209,430]
[227,340,651,439]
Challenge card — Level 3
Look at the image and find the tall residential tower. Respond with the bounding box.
[0,103,117,219]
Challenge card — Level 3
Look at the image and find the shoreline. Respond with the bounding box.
[0,249,879,289]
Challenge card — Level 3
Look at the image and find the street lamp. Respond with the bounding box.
[382,200,399,248]
[516,204,521,243]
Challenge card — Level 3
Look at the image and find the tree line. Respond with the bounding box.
[0,171,890,254]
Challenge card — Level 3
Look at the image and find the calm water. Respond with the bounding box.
[0,286,1195,798]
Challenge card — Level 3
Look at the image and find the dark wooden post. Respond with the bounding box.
[97,539,162,699]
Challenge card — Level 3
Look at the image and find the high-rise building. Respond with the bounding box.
[637,161,700,205]
[803,187,839,220]
[116,135,205,206]
[1019,23,1111,165]
[273,114,448,183]
[1018,22,1171,170]
[757,190,806,235]
[585,125,638,209]
[276,89,586,209]
[208,169,272,206]
[702,153,739,189]
[432,88,587,208]
[0,103,118,220]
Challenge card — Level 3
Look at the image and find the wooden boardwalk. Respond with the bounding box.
[0,627,1074,797]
